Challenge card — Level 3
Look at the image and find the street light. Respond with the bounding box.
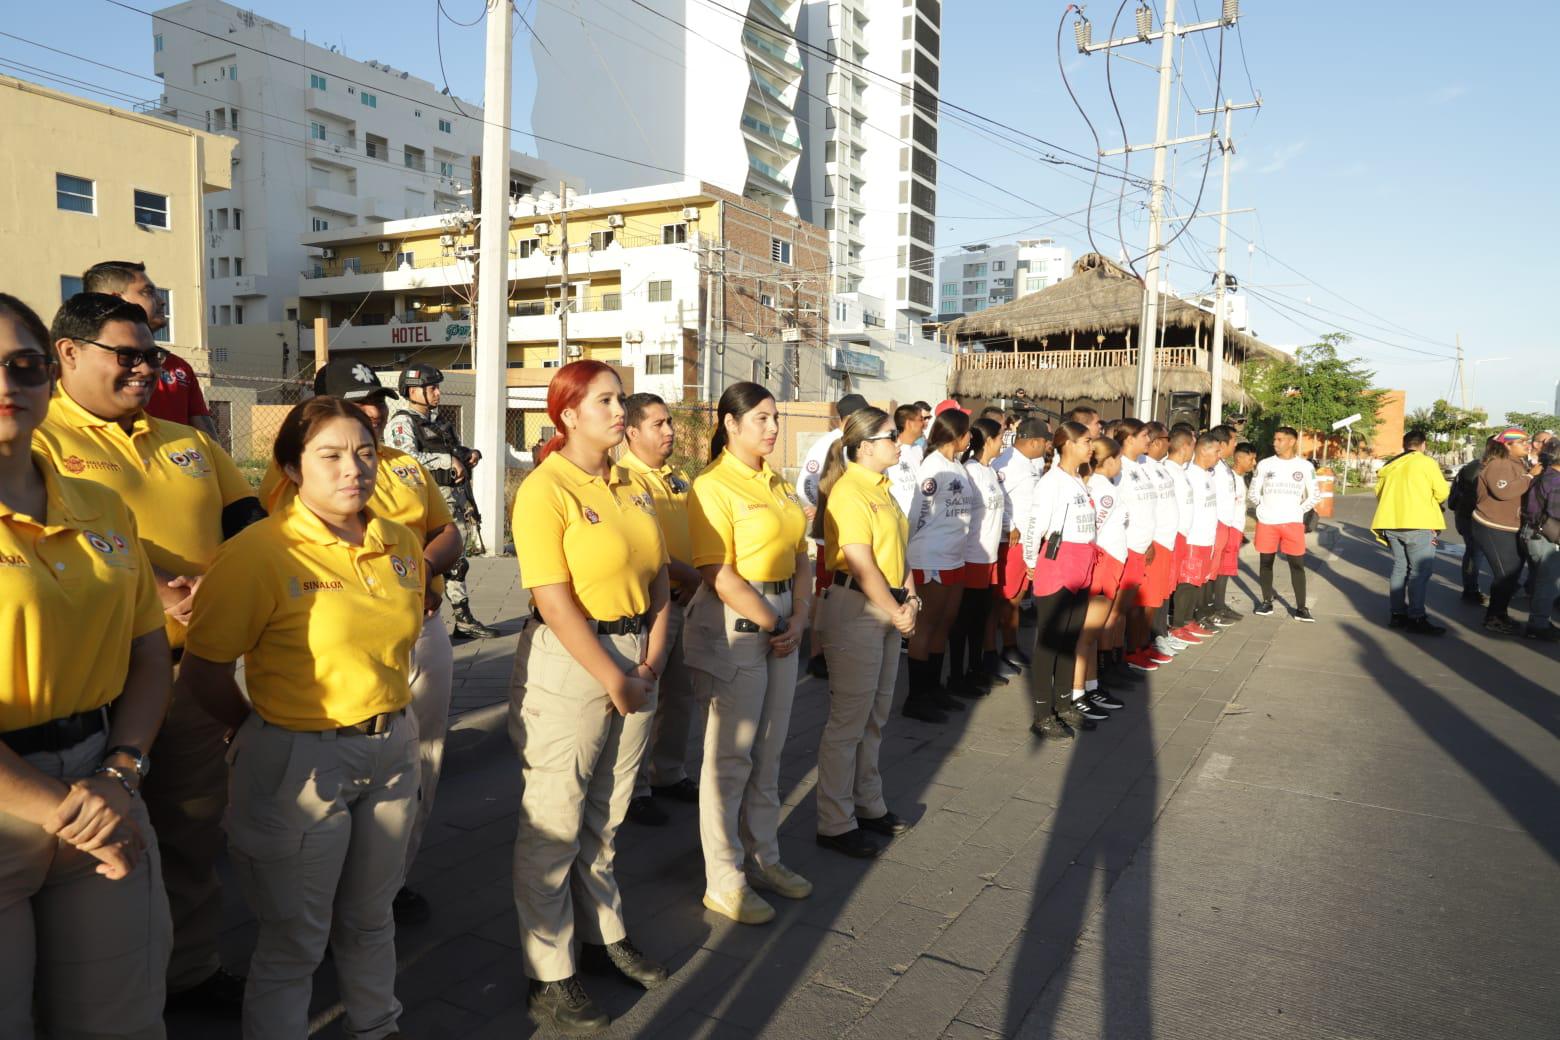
[1468,356,1510,405]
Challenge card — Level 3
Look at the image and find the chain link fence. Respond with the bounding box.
[205,373,313,490]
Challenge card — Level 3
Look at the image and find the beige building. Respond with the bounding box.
[0,73,233,364]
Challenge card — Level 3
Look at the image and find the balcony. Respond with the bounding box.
[953,346,1216,373]
[305,87,355,121]
[227,276,262,298]
[306,186,358,215]
[743,28,804,75]
[741,114,802,152]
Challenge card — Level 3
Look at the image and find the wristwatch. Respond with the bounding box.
[104,745,150,781]
[769,616,790,638]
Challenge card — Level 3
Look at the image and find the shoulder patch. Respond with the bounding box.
[920,477,938,496]
[806,459,820,473]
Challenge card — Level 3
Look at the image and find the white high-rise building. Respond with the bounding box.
[936,239,1072,317]
[148,0,568,327]
[529,0,805,216]
[795,0,941,332]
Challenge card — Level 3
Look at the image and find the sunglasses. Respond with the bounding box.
[862,431,898,443]
[75,338,169,370]
[1,352,59,388]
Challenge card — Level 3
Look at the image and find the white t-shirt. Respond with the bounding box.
[1021,466,1096,567]
[1166,458,1195,539]
[907,451,973,572]
[1185,463,1221,546]
[1142,456,1180,550]
[1116,456,1157,555]
[1212,459,1241,529]
[1249,455,1319,525]
[962,459,1006,565]
[796,429,842,541]
[887,440,924,516]
[1089,473,1130,562]
[994,446,1045,535]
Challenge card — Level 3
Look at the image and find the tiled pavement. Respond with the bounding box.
[170,495,1560,1039]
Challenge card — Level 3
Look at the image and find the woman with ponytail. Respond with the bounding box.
[904,407,975,722]
[812,407,919,859]
[685,382,813,926]
[946,417,1007,697]
[507,360,674,1033]
[1069,437,1127,724]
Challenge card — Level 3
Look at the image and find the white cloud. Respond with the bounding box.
[1259,140,1307,174]
[1430,84,1469,104]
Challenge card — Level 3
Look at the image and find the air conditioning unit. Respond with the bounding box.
[377,241,394,253]
[682,206,701,221]
[319,248,335,260]
[532,222,550,236]
[454,244,477,260]
[566,344,583,358]
[624,330,644,344]
[439,234,455,247]
[606,213,625,228]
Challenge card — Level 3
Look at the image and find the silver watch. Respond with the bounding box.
[104,745,150,780]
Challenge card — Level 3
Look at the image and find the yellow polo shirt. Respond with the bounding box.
[184,497,423,730]
[34,390,254,647]
[2,454,165,731]
[825,462,909,589]
[259,446,454,541]
[513,451,669,621]
[688,449,808,582]
[619,449,693,566]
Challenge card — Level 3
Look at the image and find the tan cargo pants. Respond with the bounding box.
[224,710,419,1040]
[0,729,172,1039]
[508,620,655,982]
[404,613,455,876]
[683,583,799,896]
[816,585,901,836]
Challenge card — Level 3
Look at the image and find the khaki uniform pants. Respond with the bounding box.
[225,711,419,1040]
[508,622,655,982]
[404,613,455,876]
[633,604,705,798]
[816,587,901,836]
[0,730,172,1040]
[140,668,228,992]
[684,584,798,896]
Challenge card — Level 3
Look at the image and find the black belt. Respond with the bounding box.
[336,709,404,737]
[532,608,650,636]
[832,571,909,604]
[1,706,109,756]
[756,578,793,595]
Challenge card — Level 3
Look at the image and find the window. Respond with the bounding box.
[311,217,330,231]
[210,306,217,324]
[286,307,299,321]
[600,292,621,311]
[152,290,171,343]
[134,190,170,229]
[759,293,775,309]
[941,282,957,297]
[1025,276,1044,292]
[771,238,792,264]
[60,275,84,301]
[645,354,677,375]
[365,135,387,160]
[661,222,688,245]
[310,73,327,90]
[404,147,426,171]
[233,304,243,325]
[438,118,453,133]
[154,34,163,53]
[225,64,238,80]
[439,160,456,178]
[342,257,361,274]
[234,257,243,276]
[233,208,242,229]
[230,108,239,129]
[361,92,377,108]
[992,260,1005,272]
[309,121,327,141]
[962,262,986,277]
[962,280,983,294]
[218,305,231,325]
[395,251,414,268]
[589,229,614,251]
[515,238,541,259]
[55,173,95,214]
[648,279,672,303]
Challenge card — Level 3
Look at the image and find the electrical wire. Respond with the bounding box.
[1134,20,1222,266]
[1104,0,1140,275]
[435,0,473,118]
[1055,5,1107,263]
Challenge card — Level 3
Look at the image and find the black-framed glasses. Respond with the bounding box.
[862,431,898,444]
[74,339,168,370]
[0,352,58,387]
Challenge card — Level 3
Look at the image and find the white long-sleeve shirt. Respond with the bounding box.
[1212,459,1242,529]
[1142,456,1180,550]
[907,451,973,572]
[1186,463,1221,546]
[1166,458,1195,540]
[1089,472,1130,562]
[887,441,924,516]
[1117,456,1157,554]
[962,460,1006,564]
[994,447,1045,535]
[796,429,842,542]
[1021,466,1095,567]
[1249,455,1320,525]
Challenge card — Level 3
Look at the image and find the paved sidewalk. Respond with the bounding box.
[171,498,1559,1039]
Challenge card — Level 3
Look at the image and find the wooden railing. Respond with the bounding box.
[953,347,1210,371]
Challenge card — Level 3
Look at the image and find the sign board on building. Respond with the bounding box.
[830,347,885,379]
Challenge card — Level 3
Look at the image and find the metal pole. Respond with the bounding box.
[1134,0,1178,420]
[557,179,570,366]
[1456,332,1468,409]
[312,315,328,372]
[472,0,512,555]
[1209,105,1233,426]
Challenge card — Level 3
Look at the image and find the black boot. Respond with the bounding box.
[980,650,1011,686]
[452,604,500,640]
[901,659,948,723]
[927,652,965,713]
[528,976,610,1035]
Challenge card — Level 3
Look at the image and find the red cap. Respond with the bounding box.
[934,398,968,417]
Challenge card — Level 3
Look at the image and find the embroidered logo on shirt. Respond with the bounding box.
[390,463,424,486]
[583,507,601,524]
[806,459,820,473]
[62,455,120,475]
[921,478,938,496]
[1101,495,1115,509]
[1293,470,1304,481]
[166,449,212,477]
[948,479,965,494]
[299,578,345,592]
[84,532,114,554]
[0,552,27,567]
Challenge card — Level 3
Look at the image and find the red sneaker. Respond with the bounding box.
[1187,622,1218,638]
[1126,650,1159,672]
[1144,648,1175,665]
[1171,626,1204,645]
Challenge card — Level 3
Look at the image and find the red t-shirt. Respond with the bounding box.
[144,352,211,424]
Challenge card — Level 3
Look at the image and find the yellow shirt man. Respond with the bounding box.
[824,462,909,589]
[184,496,425,730]
[1,455,165,731]
[619,449,693,574]
[513,451,668,622]
[688,450,808,582]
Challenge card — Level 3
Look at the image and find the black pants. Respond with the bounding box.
[948,585,993,682]
[1454,517,1481,594]
[1029,586,1088,725]
[1471,522,1523,619]
[1258,553,1307,608]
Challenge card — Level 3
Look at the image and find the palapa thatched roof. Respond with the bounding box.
[943,253,1286,366]
[951,364,1250,405]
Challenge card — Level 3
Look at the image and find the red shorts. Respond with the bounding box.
[1139,542,1176,608]
[814,552,833,596]
[1000,542,1030,599]
[1217,524,1243,577]
[1090,549,1126,599]
[1254,521,1306,557]
[1179,543,1213,587]
[1120,550,1147,595]
[1207,525,1229,582]
[957,561,999,589]
[1033,541,1095,596]
[912,566,961,587]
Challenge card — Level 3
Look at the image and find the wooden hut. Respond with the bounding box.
[942,253,1287,425]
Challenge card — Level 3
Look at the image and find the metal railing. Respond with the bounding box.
[953,346,1202,371]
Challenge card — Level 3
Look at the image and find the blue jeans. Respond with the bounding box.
[1383,529,1435,619]
[1525,535,1560,630]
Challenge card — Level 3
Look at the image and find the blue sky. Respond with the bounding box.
[10,1,1556,423]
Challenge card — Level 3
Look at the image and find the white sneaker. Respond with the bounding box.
[702,886,775,925]
[1154,635,1183,656]
[747,862,813,900]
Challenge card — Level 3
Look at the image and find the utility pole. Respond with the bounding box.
[1075,0,1241,419]
[472,0,512,556]
[556,179,570,366]
[1455,333,1468,409]
[1197,98,1260,424]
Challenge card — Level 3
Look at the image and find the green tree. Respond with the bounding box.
[1408,399,1487,455]
[1243,332,1388,449]
[1503,410,1560,434]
